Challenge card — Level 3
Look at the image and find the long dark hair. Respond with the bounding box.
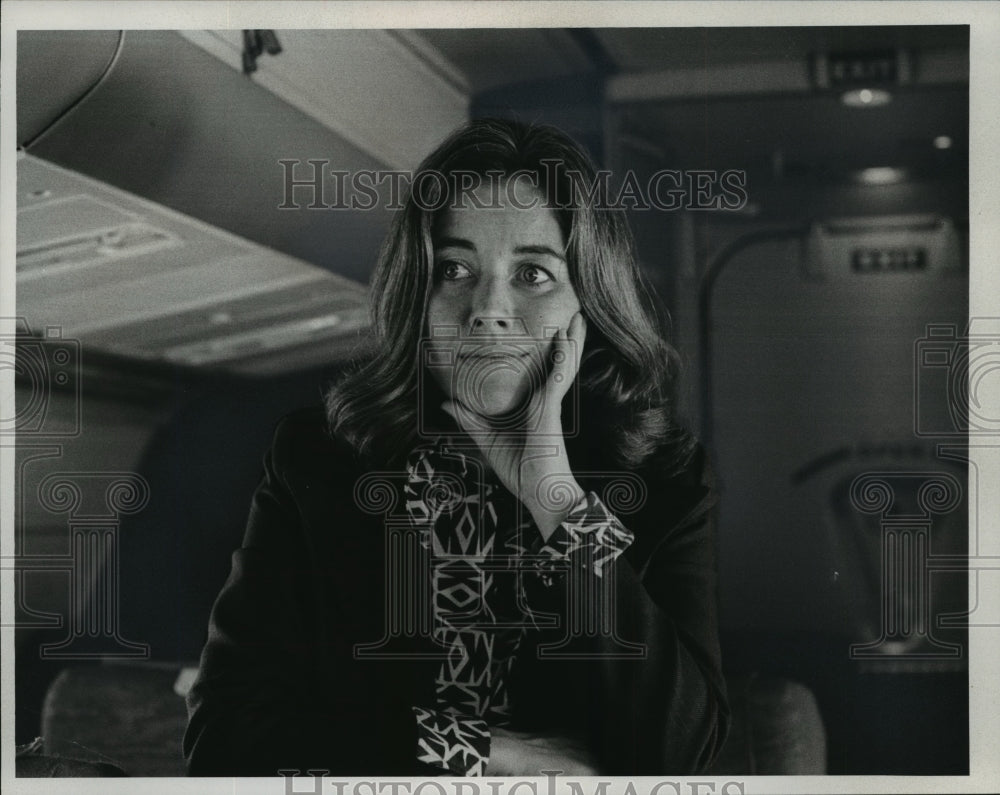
[326,118,695,473]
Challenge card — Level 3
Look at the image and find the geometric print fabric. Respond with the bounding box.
[404,439,634,775]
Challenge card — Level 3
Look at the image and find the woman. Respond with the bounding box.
[184,119,729,776]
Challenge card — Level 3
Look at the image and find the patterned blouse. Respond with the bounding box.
[403,438,635,776]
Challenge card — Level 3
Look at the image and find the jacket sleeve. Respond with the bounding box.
[183,418,429,776]
[510,446,730,775]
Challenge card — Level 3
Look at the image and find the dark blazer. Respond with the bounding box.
[184,406,729,776]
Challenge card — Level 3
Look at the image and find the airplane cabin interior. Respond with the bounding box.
[12,25,971,777]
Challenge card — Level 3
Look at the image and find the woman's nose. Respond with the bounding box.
[471,315,515,335]
[469,278,524,335]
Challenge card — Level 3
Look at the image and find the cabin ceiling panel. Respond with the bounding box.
[595,25,970,73]
[416,28,596,92]
[17,154,369,375]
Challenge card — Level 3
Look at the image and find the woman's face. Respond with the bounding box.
[424,180,582,419]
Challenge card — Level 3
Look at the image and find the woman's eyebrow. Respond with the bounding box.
[433,236,476,251]
[514,244,566,263]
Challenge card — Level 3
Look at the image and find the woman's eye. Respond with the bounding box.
[436,260,471,281]
[518,265,553,285]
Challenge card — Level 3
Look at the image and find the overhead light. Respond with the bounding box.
[162,313,352,366]
[841,88,892,108]
[854,167,907,185]
[16,221,178,279]
[933,135,953,150]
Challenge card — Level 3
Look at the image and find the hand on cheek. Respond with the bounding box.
[442,311,587,538]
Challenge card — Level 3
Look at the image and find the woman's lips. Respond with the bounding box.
[458,344,533,360]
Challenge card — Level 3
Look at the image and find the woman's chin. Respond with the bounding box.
[455,388,530,423]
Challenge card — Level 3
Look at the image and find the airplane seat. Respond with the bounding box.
[708,673,826,774]
[33,663,186,776]
[33,662,828,776]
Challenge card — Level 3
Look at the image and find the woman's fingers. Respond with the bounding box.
[545,311,586,401]
[568,310,587,372]
[548,327,567,389]
[445,310,586,436]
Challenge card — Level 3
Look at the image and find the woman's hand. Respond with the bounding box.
[486,726,600,776]
[442,312,588,540]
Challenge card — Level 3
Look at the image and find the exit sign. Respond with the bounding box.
[815,49,911,88]
[852,247,928,273]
